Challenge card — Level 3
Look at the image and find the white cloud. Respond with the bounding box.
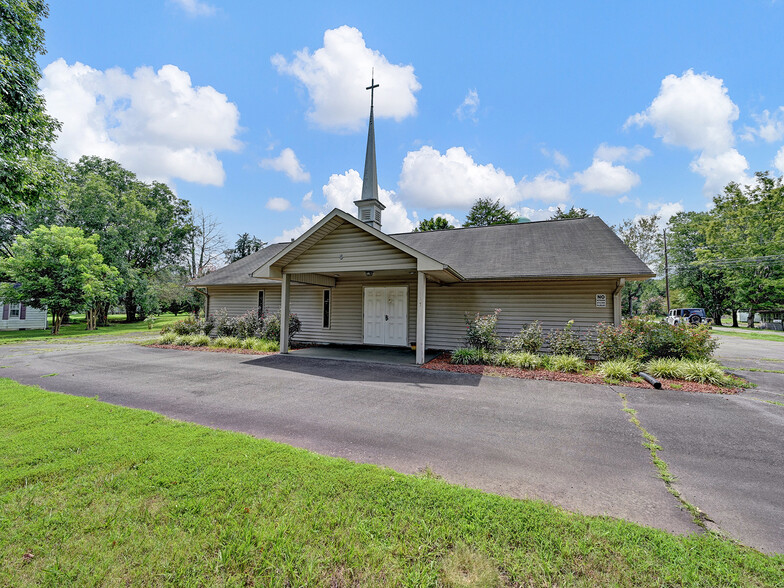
[626,69,738,153]
[541,147,570,169]
[273,169,415,241]
[455,89,479,121]
[618,195,642,207]
[646,201,684,227]
[689,148,751,195]
[271,26,421,131]
[774,146,784,175]
[399,146,518,208]
[430,213,462,228]
[266,197,291,212]
[573,159,640,195]
[301,190,319,210]
[594,143,651,163]
[514,204,569,222]
[626,69,752,195]
[260,148,310,182]
[741,107,784,142]
[171,0,215,16]
[517,170,571,202]
[40,58,241,186]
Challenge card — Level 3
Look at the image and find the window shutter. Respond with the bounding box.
[20,304,26,320]
[2,304,8,320]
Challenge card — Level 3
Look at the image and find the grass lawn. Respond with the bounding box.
[0,313,181,345]
[712,326,784,343]
[1,380,782,586]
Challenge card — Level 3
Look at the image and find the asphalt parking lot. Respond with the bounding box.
[1,333,782,554]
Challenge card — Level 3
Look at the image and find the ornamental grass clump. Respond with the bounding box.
[174,334,196,346]
[644,358,685,380]
[212,336,241,349]
[549,354,587,373]
[252,339,279,352]
[679,359,728,385]
[598,358,641,382]
[158,332,177,345]
[451,347,490,365]
[508,351,545,370]
[188,335,210,347]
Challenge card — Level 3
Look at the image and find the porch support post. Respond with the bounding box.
[280,272,291,354]
[416,271,426,365]
[613,278,625,327]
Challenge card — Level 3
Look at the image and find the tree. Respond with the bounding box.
[614,215,663,316]
[550,206,590,220]
[464,198,518,227]
[700,173,784,327]
[667,211,733,325]
[224,233,265,263]
[66,157,193,322]
[0,225,120,334]
[415,216,454,232]
[0,0,61,210]
[187,209,226,279]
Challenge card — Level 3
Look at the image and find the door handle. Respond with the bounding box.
[385,315,389,321]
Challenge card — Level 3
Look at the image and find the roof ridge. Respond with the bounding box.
[390,215,597,237]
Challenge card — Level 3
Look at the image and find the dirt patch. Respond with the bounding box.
[422,353,739,395]
[146,344,278,356]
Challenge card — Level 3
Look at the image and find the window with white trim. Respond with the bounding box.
[9,303,20,318]
[322,289,331,329]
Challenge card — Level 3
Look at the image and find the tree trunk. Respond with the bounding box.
[125,292,137,323]
[51,310,65,335]
[713,312,723,326]
[747,308,756,329]
[731,310,739,328]
[97,302,110,327]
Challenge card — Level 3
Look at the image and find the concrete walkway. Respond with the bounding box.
[0,336,782,554]
[290,344,439,365]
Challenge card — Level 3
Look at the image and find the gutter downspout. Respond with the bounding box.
[194,287,210,317]
[613,278,625,326]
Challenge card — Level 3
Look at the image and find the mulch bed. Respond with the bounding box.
[422,353,739,394]
[146,344,279,356]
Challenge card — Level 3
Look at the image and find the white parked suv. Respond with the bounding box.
[667,308,708,326]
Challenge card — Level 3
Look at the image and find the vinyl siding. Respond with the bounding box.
[424,279,616,350]
[206,278,616,350]
[284,223,416,274]
[0,304,47,330]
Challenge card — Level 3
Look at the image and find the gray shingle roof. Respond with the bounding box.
[188,242,289,286]
[392,216,654,280]
[190,216,653,286]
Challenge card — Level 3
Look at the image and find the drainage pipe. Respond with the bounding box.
[638,371,662,389]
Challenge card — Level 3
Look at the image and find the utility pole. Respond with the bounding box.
[663,229,671,313]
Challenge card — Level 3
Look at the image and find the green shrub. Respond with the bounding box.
[644,358,685,380]
[680,359,728,385]
[261,312,302,342]
[168,315,201,336]
[464,310,501,350]
[158,332,177,345]
[596,317,718,361]
[546,320,587,357]
[598,358,641,382]
[212,336,241,349]
[506,321,544,354]
[549,354,587,373]
[451,347,490,365]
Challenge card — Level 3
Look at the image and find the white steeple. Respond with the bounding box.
[355,71,385,230]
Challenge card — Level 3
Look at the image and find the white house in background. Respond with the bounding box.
[0,301,47,330]
[189,77,654,363]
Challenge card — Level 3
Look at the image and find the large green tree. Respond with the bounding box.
[0,225,120,334]
[700,173,784,327]
[223,232,265,263]
[415,216,454,232]
[550,206,591,220]
[464,198,518,227]
[0,0,61,210]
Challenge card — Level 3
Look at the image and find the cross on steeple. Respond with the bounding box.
[366,69,379,108]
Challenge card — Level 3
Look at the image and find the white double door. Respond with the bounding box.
[363,286,408,346]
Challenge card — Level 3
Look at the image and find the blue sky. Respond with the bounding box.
[39,1,784,244]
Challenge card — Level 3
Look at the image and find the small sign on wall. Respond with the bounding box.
[595,293,607,308]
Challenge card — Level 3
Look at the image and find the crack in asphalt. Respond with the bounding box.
[615,389,722,538]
